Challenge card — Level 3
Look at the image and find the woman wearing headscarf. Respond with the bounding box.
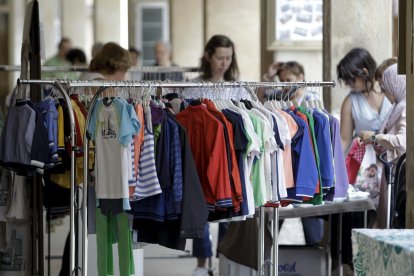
[359,63,406,163]
[359,63,406,228]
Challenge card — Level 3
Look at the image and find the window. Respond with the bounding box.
[135,2,169,66]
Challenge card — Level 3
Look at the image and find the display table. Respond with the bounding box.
[352,229,414,276]
[219,199,377,276]
[279,198,375,219]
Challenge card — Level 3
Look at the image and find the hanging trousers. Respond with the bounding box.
[95,208,134,276]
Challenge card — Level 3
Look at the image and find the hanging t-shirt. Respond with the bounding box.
[251,108,277,203]
[226,105,259,217]
[222,109,250,217]
[88,98,139,200]
[276,109,297,190]
[245,109,267,206]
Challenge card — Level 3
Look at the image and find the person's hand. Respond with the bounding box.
[358,131,375,144]
[263,61,283,81]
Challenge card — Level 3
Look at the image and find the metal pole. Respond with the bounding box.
[82,87,107,275]
[272,208,279,276]
[386,165,394,229]
[53,81,77,275]
[339,214,343,276]
[17,79,336,89]
[364,211,368,228]
[259,207,265,276]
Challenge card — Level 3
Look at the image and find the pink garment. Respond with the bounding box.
[276,110,297,189]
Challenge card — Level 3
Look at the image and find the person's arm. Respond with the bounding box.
[376,109,406,152]
[262,61,283,81]
[359,110,406,160]
[259,62,283,102]
[340,94,355,152]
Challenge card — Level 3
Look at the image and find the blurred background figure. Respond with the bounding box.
[86,41,131,81]
[43,37,72,79]
[144,41,183,81]
[66,48,87,79]
[154,40,174,67]
[128,47,142,81]
[91,42,104,58]
[66,48,87,66]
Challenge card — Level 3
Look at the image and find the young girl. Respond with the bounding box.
[337,48,392,152]
[263,60,319,104]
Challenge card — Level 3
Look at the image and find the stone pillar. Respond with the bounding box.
[205,0,261,81]
[94,0,127,47]
[170,0,203,67]
[61,0,89,55]
[38,0,61,61]
[327,0,393,115]
[8,0,25,89]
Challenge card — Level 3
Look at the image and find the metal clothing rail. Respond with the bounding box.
[15,79,77,276]
[18,78,336,88]
[18,78,336,276]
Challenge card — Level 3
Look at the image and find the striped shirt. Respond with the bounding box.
[134,124,162,200]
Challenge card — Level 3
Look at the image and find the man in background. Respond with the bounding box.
[43,37,74,79]
[128,47,142,81]
[144,41,183,81]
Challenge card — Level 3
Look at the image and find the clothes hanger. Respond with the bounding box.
[317,83,325,109]
[269,86,281,110]
[300,84,312,109]
[286,87,295,108]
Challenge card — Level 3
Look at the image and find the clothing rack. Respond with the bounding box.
[18,79,336,276]
[14,79,77,275]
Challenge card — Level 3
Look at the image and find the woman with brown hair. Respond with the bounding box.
[82,42,131,81]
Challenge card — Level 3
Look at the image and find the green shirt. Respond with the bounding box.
[43,55,78,80]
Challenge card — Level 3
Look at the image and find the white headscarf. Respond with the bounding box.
[379,64,406,133]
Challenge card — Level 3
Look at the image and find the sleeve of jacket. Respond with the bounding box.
[178,124,208,239]
[377,109,406,162]
[30,109,51,171]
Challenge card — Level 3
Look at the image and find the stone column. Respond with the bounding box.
[170,0,203,67]
[205,0,261,81]
[38,0,61,60]
[8,0,25,89]
[94,0,127,47]
[61,0,89,55]
[326,0,393,115]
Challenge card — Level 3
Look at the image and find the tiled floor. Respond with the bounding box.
[143,216,304,276]
[46,213,305,275]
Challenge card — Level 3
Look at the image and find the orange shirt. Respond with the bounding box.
[131,104,145,197]
[176,105,233,210]
[203,100,243,213]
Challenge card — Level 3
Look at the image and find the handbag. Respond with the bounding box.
[354,144,382,206]
[345,138,366,184]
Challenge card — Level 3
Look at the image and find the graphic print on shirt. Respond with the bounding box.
[101,112,117,139]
